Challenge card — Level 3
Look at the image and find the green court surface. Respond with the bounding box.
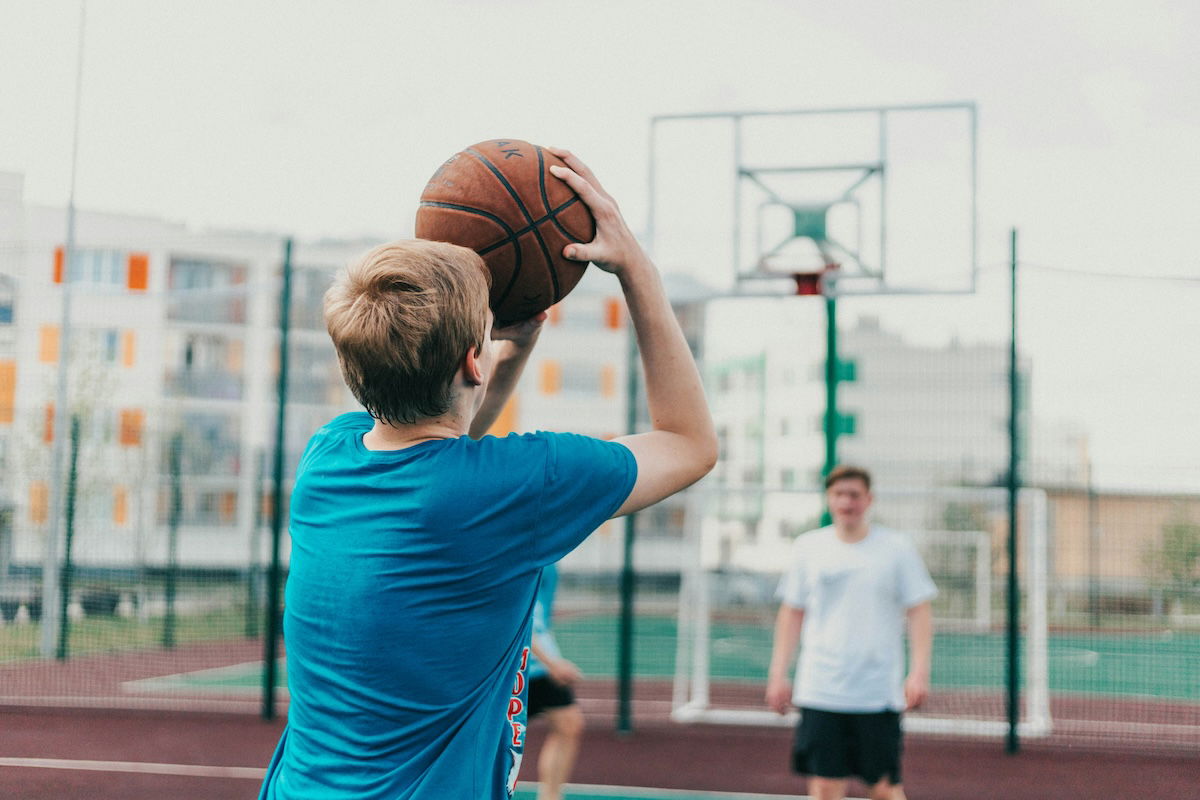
[136,615,1199,702]
[554,615,1200,700]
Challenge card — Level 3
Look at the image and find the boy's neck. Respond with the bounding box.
[834,520,870,543]
[363,418,463,451]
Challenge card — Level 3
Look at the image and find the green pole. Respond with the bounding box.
[55,415,81,660]
[163,431,181,649]
[821,293,839,525]
[616,319,639,735]
[1006,228,1021,755]
[264,237,293,720]
[246,447,265,639]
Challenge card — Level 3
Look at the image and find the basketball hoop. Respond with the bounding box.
[790,264,839,297]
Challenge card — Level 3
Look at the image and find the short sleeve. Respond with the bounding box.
[532,432,637,564]
[777,540,810,609]
[897,539,938,608]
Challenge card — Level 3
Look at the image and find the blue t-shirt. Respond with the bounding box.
[525,563,561,680]
[259,413,636,800]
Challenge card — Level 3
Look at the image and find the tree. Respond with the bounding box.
[1142,515,1200,613]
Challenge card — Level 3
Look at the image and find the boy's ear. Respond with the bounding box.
[463,345,484,386]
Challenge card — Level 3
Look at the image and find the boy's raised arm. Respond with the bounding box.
[468,314,545,439]
[548,150,718,517]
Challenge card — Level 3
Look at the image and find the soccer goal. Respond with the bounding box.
[670,486,1051,739]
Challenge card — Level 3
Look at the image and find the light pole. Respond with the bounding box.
[40,0,87,658]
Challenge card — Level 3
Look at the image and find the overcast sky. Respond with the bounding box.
[1,0,1197,490]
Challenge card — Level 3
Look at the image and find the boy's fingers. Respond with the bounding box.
[547,148,609,198]
[549,164,611,218]
[562,242,592,262]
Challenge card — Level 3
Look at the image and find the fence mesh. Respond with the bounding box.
[0,253,1196,755]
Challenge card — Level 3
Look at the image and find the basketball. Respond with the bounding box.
[415,139,595,326]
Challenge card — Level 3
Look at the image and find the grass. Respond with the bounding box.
[0,605,260,663]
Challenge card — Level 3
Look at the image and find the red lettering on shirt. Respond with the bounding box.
[508,697,524,717]
[510,721,525,748]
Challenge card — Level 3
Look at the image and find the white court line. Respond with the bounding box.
[0,757,265,779]
[523,783,845,800]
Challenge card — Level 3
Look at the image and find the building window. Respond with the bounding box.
[103,329,119,363]
[54,248,127,286]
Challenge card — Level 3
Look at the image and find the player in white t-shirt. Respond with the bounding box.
[766,465,936,800]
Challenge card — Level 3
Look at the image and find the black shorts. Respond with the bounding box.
[791,707,903,786]
[527,675,575,717]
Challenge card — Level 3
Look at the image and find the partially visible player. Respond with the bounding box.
[259,150,717,799]
[765,465,936,800]
[524,562,583,800]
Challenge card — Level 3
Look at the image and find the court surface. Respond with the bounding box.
[125,617,1200,702]
[3,706,1195,800]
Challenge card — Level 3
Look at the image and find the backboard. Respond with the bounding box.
[647,103,977,297]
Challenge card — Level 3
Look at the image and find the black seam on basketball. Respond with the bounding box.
[419,200,515,236]
[466,147,550,308]
[537,146,588,245]
[418,200,523,308]
[535,146,565,302]
[467,147,561,303]
[547,197,587,243]
[476,196,584,252]
[465,148,537,225]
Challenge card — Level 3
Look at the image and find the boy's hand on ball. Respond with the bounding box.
[490,311,546,346]
[547,149,647,276]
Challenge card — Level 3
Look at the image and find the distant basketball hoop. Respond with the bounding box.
[750,257,840,297]
[791,264,838,296]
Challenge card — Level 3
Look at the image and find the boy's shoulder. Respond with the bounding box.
[790,525,836,554]
[321,411,375,434]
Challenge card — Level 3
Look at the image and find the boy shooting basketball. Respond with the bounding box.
[259,150,717,799]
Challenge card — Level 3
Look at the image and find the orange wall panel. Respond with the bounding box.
[604,297,623,330]
[30,482,49,524]
[600,364,617,398]
[127,252,149,291]
[0,360,14,424]
[119,408,144,446]
[539,360,561,395]
[487,395,520,437]
[122,331,136,367]
[114,487,128,526]
[39,325,59,363]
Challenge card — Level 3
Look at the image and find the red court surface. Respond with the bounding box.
[2,706,1196,799]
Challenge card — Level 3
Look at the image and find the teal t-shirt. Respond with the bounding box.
[526,563,561,680]
[260,413,636,799]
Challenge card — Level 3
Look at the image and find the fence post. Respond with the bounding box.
[55,415,81,660]
[163,431,182,649]
[1006,227,1021,754]
[264,237,293,720]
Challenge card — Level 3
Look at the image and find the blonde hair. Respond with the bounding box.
[324,240,491,425]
